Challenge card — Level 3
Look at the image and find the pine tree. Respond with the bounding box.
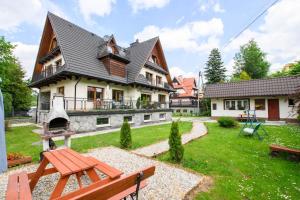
[168,121,184,162]
[120,119,132,149]
[204,48,226,84]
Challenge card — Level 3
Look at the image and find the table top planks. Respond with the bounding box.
[43,148,97,176]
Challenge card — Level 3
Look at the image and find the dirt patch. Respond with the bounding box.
[184,176,214,200]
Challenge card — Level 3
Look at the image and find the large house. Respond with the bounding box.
[29,12,174,132]
[170,76,199,114]
[204,76,300,122]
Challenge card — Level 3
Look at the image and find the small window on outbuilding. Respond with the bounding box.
[144,114,151,122]
[96,117,110,126]
[212,103,217,110]
[288,99,295,107]
[255,99,265,110]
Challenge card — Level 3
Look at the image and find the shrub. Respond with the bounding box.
[218,117,237,128]
[136,97,141,109]
[5,120,11,131]
[168,121,184,162]
[120,119,132,149]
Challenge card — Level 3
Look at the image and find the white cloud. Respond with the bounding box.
[128,0,170,13]
[13,42,39,78]
[78,0,116,22]
[0,0,67,31]
[198,0,225,13]
[224,0,300,72]
[134,18,223,53]
[169,66,198,79]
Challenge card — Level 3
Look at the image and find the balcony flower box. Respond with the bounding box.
[7,152,32,168]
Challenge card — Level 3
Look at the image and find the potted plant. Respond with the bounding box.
[7,152,32,167]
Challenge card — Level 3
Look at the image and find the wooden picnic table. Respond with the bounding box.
[27,148,123,199]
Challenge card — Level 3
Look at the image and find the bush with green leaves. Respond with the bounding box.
[168,121,184,162]
[120,119,132,149]
[218,117,237,128]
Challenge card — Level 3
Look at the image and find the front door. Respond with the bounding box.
[268,99,280,120]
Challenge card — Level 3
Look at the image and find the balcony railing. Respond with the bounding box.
[170,100,199,108]
[32,65,64,82]
[61,97,170,111]
[146,78,171,89]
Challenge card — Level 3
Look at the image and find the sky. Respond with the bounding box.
[1,0,300,79]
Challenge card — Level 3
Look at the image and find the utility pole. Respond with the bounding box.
[0,77,8,173]
[197,71,201,115]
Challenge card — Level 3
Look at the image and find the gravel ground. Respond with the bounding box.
[0,147,203,200]
[132,122,207,157]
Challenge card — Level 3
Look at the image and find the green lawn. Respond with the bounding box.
[6,121,192,162]
[159,123,300,200]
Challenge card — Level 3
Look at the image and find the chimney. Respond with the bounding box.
[130,39,139,47]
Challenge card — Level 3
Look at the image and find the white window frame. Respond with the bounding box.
[96,117,110,127]
[144,114,152,122]
[159,113,166,120]
[224,99,249,110]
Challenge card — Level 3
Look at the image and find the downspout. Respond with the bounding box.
[74,77,82,110]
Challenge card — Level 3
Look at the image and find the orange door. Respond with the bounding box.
[268,99,280,120]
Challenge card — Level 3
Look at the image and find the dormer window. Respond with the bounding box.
[107,45,114,53]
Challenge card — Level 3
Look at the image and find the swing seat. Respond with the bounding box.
[243,127,254,135]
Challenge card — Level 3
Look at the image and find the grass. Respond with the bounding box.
[5,121,192,162]
[158,123,300,200]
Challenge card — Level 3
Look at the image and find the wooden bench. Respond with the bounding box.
[6,172,32,200]
[56,165,155,200]
[270,144,300,161]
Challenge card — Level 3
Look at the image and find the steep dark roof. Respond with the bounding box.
[31,12,171,90]
[204,75,300,98]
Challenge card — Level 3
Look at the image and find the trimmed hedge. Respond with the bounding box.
[218,117,237,128]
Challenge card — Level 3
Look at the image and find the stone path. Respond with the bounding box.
[132,121,207,157]
[0,147,203,200]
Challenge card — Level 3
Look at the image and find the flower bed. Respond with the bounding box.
[7,152,32,167]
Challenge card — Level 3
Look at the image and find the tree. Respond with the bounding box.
[120,119,132,149]
[0,36,32,116]
[204,48,226,84]
[168,121,184,162]
[233,40,270,79]
[270,61,300,77]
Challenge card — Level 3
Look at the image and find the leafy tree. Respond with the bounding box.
[0,37,32,116]
[270,61,300,77]
[168,121,184,162]
[233,40,270,79]
[204,48,226,84]
[120,119,132,149]
[239,71,251,80]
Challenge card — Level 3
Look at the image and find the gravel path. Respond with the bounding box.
[0,147,203,200]
[132,121,207,157]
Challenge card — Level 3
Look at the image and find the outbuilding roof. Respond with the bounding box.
[204,75,300,98]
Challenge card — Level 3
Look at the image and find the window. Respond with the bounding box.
[152,55,157,63]
[224,99,249,110]
[288,99,295,107]
[176,109,180,113]
[156,76,162,86]
[56,59,62,67]
[144,114,151,122]
[107,45,113,53]
[124,116,133,123]
[87,87,104,101]
[159,113,166,120]
[112,90,124,102]
[183,109,187,113]
[96,117,110,126]
[146,72,153,83]
[212,103,217,110]
[255,99,265,110]
[158,94,166,103]
[141,94,151,102]
[57,87,64,95]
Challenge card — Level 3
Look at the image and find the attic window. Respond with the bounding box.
[149,55,158,64]
[50,38,57,50]
[107,46,113,53]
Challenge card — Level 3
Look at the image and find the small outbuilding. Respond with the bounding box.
[204,75,300,122]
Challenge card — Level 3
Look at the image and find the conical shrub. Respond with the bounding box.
[168,121,184,162]
[120,119,132,149]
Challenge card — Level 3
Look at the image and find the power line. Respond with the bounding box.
[223,0,280,48]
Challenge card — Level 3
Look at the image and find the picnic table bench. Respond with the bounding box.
[269,144,300,161]
[6,148,155,200]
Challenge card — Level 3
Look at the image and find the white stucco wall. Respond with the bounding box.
[139,67,168,83]
[43,54,65,70]
[211,97,297,120]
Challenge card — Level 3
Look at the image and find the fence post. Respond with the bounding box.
[0,87,8,173]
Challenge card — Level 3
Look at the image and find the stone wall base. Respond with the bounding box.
[211,116,299,123]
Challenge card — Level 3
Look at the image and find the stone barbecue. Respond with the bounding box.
[42,95,75,151]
